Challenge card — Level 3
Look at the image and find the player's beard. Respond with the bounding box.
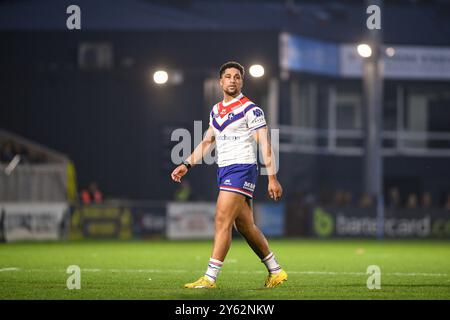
[225,86,239,97]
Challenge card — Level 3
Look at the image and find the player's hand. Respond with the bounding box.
[171,165,188,183]
[268,178,283,201]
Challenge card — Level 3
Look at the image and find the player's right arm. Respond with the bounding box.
[170,126,215,183]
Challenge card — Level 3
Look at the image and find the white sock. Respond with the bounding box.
[204,258,223,282]
[261,252,282,274]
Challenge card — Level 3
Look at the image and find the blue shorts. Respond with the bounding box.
[217,164,258,199]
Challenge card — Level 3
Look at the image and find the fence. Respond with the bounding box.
[1,200,449,242]
[0,164,69,202]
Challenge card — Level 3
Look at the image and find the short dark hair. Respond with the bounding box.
[219,61,245,78]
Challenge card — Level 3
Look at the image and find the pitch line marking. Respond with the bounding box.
[17,268,449,277]
[231,270,449,277]
[0,267,20,272]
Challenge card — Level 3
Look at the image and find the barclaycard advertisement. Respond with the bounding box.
[312,206,450,238]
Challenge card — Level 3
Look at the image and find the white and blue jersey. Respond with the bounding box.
[209,93,267,198]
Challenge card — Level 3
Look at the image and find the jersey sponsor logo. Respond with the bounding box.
[243,181,255,191]
[251,117,265,124]
[223,179,232,185]
[217,134,240,141]
[253,109,263,117]
[228,112,235,120]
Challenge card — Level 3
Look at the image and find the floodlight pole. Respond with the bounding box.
[363,0,384,239]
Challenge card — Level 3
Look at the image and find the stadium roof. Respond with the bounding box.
[1,0,450,45]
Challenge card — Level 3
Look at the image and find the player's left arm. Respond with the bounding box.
[253,126,283,201]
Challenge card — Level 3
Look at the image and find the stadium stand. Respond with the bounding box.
[0,129,77,202]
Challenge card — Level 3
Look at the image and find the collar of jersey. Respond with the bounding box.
[218,94,247,119]
[222,93,244,106]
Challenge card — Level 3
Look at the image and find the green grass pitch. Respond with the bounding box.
[0,239,449,300]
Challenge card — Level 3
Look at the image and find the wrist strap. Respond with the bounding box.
[182,161,192,170]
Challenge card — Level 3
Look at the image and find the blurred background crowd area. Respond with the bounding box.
[288,187,450,210]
